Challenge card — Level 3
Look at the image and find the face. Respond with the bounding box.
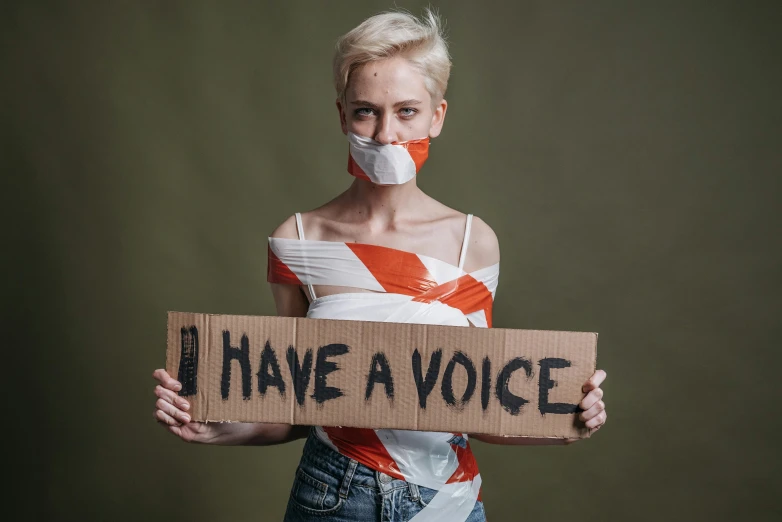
[337,56,447,144]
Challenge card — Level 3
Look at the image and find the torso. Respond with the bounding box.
[267,188,497,509]
[296,197,473,303]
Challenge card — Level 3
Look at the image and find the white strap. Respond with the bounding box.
[458,214,473,271]
[294,213,317,301]
[294,213,305,240]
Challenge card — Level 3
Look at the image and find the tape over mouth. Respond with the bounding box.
[347,132,430,185]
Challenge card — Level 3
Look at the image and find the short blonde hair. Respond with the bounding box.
[333,8,452,105]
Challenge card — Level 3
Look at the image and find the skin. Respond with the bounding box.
[153,55,607,445]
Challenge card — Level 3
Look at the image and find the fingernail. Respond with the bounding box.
[180,401,189,410]
[174,383,181,391]
[182,414,190,422]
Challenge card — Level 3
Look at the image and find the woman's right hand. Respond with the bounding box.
[152,368,217,443]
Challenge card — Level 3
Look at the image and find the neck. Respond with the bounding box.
[340,177,425,226]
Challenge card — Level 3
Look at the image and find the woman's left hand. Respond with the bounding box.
[578,369,607,433]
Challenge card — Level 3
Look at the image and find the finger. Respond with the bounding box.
[579,400,606,422]
[583,369,607,392]
[585,410,607,429]
[154,408,182,427]
[156,398,191,424]
[586,410,606,429]
[154,385,190,411]
[579,387,604,411]
[152,369,182,393]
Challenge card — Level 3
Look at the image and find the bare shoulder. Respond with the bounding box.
[464,215,500,272]
[269,214,299,240]
[267,214,310,316]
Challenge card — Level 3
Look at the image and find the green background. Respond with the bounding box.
[4,1,780,520]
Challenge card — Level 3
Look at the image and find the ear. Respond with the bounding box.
[336,98,348,135]
[428,98,448,139]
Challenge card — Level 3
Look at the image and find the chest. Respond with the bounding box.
[312,222,465,268]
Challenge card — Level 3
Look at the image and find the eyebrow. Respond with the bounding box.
[349,99,424,108]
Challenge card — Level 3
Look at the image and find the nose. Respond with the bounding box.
[373,113,398,144]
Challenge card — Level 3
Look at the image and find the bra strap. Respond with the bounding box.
[458,214,474,271]
[294,213,317,301]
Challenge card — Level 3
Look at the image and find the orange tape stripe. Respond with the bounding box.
[445,441,480,484]
[412,274,493,315]
[267,246,303,286]
[395,138,429,172]
[346,243,438,295]
[322,427,405,480]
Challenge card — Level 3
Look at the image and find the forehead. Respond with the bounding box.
[347,56,430,103]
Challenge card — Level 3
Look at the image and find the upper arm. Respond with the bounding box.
[268,215,309,317]
[462,216,499,327]
[270,283,309,317]
[463,216,500,273]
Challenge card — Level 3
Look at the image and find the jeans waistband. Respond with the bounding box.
[301,428,420,500]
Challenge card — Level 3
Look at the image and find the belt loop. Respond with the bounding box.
[407,481,420,502]
[339,459,358,499]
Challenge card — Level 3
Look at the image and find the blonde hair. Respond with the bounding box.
[333,8,452,105]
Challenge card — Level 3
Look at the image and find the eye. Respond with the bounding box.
[400,107,418,118]
[354,108,376,117]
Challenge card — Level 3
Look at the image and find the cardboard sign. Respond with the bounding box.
[166,312,598,438]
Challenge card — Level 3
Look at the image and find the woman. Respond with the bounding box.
[153,9,607,522]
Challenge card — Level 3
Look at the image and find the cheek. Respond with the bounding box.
[346,118,372,134]
[409,114,434,135]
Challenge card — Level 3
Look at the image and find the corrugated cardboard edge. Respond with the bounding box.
[166,312,207,421]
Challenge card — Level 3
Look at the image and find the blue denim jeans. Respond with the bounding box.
[284,429,487,522]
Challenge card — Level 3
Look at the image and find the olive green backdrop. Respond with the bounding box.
[4,1,780,521]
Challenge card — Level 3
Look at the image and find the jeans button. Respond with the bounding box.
[378,472,393,484]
